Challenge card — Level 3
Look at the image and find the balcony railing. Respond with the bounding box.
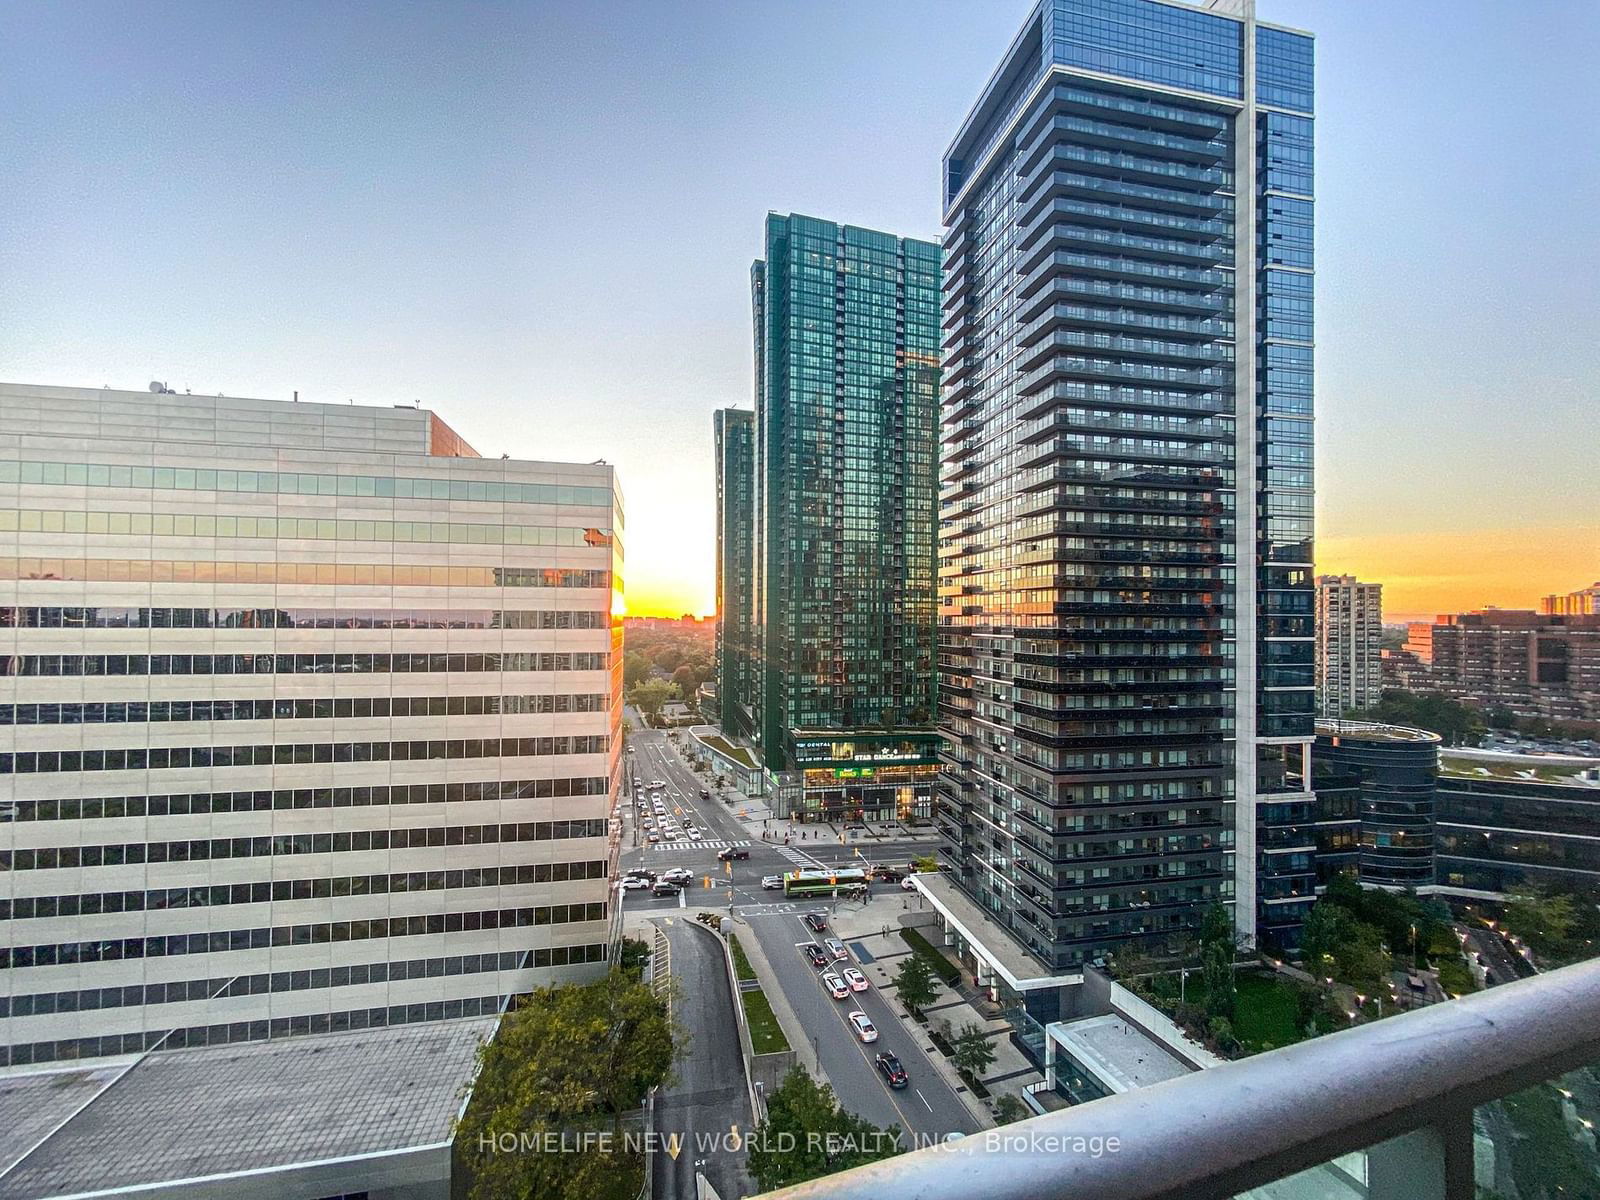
[754,956,1600,1200]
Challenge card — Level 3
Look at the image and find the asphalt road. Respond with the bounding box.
[621,722,981,1148]
[651,917,752,1200]
[741,908,981,1143]
[1461,923,1534,986]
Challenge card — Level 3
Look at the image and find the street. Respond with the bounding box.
[651,917,752,1200]
[621,720,983,1155]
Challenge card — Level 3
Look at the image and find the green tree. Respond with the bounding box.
[746,1068,901,1191]
[628,678,678,719]
[671,664,700,697]
[950,1023,998,1081]
[651,646,683,673]
[911,854,940,874]
[891,954,940,1018]
[1199,901,1234,952]
[454,971,680,1200]
[1505,887,1578,960]
[623,650,653,689]
[992,1094,1028,1124]
[1201,939,1236,1020]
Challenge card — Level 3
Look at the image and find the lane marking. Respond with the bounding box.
[916,1088,933,1112]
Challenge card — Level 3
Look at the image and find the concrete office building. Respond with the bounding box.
[0,381,623,1069]
[929,0,1316,1005]
[713,407,757,743]
[747,214,943,821]
[1315,574,1382,717]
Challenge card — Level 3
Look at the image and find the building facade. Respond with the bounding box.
[713,408,757,741]
[0,382,623,1068]
[1315,574,1382,717]
[1400,608,1600,722]
[1435,775,1600,897]
[1311,720,1439,889]
[1541,583,1600,617]
[749,213,943,821]
[930,0,1315,977]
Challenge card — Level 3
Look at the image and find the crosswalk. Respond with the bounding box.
[775,845,826,869]
[644,837,751,856]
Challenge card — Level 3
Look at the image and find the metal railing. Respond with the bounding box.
[754,956,1600,1200]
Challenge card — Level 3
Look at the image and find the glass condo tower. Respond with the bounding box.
[934,0,1315,970]
[747,213,943,821]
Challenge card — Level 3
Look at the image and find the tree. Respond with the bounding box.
[1505,887,1579,961]
[651,646,683,673]
[623,650,653,689]
[671,664,700,698]
[891,954,940,1018]
[950,1023,998,1081]
[1199,901,1234,952]
[746,1068,901,1191]
[1201,939,1236,1020]
[993,1094,1028,1124]
[911,854,940,874]
[628,679,677,719]
[454,971,680,1200]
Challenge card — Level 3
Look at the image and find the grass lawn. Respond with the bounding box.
[729,933,758,982]
[699,733,758,768]
[1232,973,1304,1050]
[741,987,790,1055]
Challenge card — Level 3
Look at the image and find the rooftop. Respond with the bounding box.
[1048,1013,1192,1093]
[913,872,1073,991]
[0,1018,492,1200]
[1315,719,1440,744]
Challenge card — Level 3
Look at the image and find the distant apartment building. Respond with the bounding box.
[736,213,942,822]
[713,407,757,742]
[1398,607,1600,722]
[0,382,622,1068]
[1541,583,1600,617]
[927,0,1317,999]
[1315,575,1382,717]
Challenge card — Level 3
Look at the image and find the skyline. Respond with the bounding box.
[3,0,1595,619]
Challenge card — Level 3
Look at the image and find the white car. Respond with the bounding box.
[661,868,693,885]
[848,1011,878,1043]
[686,828,702,840]
[821,972,850,1000]
[825,938,848,961]
[620,877,651,891]
[842,967,869,992]
[900,875,919,891]
[761,875,784,890]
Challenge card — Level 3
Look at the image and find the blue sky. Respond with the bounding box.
[2,0,1595,617]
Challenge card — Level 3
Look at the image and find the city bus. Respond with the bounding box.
[782,868,869,899]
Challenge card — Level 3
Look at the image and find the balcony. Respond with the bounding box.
[755,957,1600,1200]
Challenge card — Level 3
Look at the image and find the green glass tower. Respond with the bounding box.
[753,212,942,821]
[714,407,757,741]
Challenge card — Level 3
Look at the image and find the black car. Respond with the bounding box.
[872,867,904,883]
[652,882,681,898]
[803,912,828,934]
[699,788,711,799]
[802,942,829,969]
[875,1052,908,1089]
[717,847,750,861]
[627,868,658,883]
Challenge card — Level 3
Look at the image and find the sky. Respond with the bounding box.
[1,0,1595,621]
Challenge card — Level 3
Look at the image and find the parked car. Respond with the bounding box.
[686,828,702,840]
[821,972,850,1000]
[847,1011,878,1043]
[872,867,904,882]
[803,912,828,933]
[646,833,659,843]
[652,882,681,898]
[842,967,869,992]
[661,868,693,885]
[824,938,848,961]
[761,875,783,890]
[802,943,830,969]
[629,869,658,883]
[875,1052,908,1089]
